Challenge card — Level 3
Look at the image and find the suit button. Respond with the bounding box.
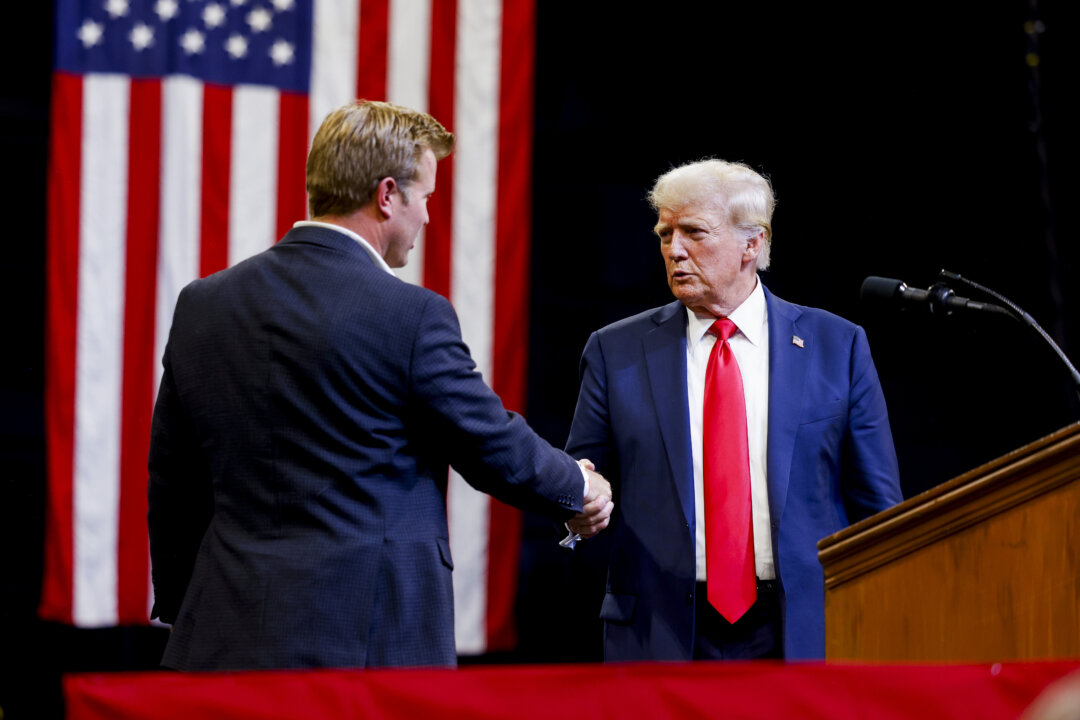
[686,593,694,606]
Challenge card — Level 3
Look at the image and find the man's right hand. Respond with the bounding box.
[567,463,613,539]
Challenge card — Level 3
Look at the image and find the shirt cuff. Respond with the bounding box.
[576,461,590,503]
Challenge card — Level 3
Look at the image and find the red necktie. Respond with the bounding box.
[703,317,756,623]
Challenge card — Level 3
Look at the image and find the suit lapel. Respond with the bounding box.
[765,287,808,527]
[643,301,695,529]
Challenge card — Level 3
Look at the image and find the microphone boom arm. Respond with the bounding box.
[938,269,1080,397]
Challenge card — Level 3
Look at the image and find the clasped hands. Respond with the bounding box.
[566,459,614,540]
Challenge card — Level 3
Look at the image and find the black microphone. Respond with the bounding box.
[863,271,1080,398]
[860,276,1012,317]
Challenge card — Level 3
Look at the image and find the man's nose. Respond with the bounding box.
[668,232,689,259]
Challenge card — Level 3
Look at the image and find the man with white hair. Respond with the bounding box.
[566,158,902,660]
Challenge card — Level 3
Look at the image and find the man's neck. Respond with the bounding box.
[689,274,758,318]
[313,208,387,259]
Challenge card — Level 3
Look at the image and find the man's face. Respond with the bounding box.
[384,148,437,268]
[656,202,758,314]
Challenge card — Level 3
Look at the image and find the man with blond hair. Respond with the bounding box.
[148,101,612,670]
[566,158,901,660]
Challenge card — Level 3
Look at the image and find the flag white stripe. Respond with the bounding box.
[448,0,503,656]
[310,0,359,149]
[448,468,488,654]
[153,77,203,619]
[387,0,431,112]
[155,76,204,392]
[387,0,432,288]
[229,85,281,267]
[452,0,499,386]
[74,74,129,627]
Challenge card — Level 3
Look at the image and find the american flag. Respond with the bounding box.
[44,0,536,655]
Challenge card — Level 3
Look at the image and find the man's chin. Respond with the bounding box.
[669,284,702,306]
[388,245,416,270]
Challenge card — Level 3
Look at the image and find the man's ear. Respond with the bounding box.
[743,230,765,261]
[375,176,398,219]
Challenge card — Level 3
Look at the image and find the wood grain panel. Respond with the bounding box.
[820,423,1080,661]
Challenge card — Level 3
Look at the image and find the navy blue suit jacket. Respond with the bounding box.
[565,286,902,660]
[148,226,583,670]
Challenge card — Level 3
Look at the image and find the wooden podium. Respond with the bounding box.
[818,422,1080,661]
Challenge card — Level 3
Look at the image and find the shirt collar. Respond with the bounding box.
[685,276,767,348]
[293,220,395,275]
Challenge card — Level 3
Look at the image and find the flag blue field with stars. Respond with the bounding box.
[56,0,312,91]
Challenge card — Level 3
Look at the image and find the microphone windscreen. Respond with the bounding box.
[861,276,903,303]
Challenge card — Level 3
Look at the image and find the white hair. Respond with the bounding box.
[648,159,775,269]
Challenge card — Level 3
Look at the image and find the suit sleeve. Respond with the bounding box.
[842,326,903,521]
[409,293,584,520]
[147,306,215,624]
[565,332,619,484]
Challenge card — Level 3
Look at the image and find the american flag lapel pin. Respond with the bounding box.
[792,335,804,348]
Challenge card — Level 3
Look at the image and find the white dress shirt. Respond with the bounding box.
[293,220,394,275]
[686,278,774,582]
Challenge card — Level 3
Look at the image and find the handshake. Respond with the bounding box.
[561,459,614,548]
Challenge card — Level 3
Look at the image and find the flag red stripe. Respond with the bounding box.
[424,0,457,298]
[492,0,535,415]
[116,79,162,622]
[41,71,84,623]
[486,0,537,651]
[356,0,389,101]
[277,91,310,239]
[199,85,233,277]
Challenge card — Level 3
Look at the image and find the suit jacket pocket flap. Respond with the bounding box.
[599,592,636,624]
[436,536,454,570]
[800,398,846,425]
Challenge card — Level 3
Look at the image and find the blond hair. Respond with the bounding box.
[306,100,454,218]
[648,159,775,269]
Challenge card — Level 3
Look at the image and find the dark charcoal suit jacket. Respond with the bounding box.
[565,287,903,660]
[148,225,582,670]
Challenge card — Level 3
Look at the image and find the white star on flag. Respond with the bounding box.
[154,0,179,21]
[129,22,154,51]
[179,27,205,55]
[104,0,129,19]
[76,19,104,48]
[269,38,293,66]
[203,3,226,28]
[225,33,248,58]
[247,7,272,32]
